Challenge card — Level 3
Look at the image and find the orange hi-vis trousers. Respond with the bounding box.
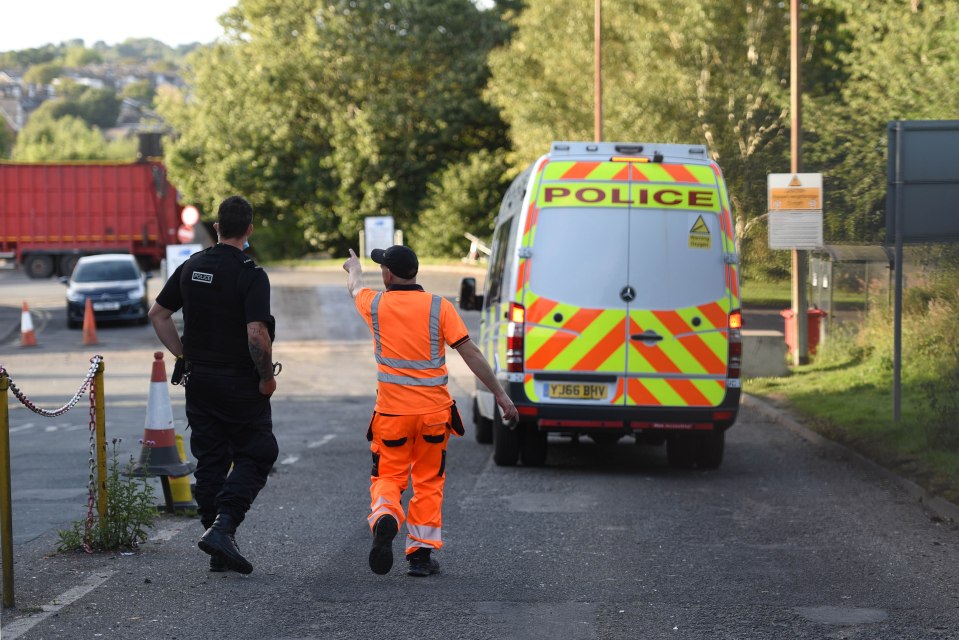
[368,408,451,555]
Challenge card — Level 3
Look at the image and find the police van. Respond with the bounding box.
[459,141,742,468]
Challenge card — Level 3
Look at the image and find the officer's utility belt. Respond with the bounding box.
[188,363,258,377]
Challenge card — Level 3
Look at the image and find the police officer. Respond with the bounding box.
[343,245,517,577]
[149,195,279,575]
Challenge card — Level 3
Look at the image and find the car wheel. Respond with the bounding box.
[695,430,725,469]
[519,422,547,467]
[473,396,493,444]
[492,406,520,466]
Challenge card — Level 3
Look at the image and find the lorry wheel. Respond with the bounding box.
[24,255,55,279]
[695,430,725,469]
[666,434,697,469]
[492,407,520,466]
[519,423,547,467]
[58,254,81,277]
[473,396,493,444]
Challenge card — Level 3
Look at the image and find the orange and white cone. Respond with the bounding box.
[20,301,37,347]
[82,298,98,346]
[129,352,193,512]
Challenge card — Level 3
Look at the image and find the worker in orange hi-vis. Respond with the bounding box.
[344,245,517,577]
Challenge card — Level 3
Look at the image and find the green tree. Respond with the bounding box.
[11,110,136,161]
[42,87,121,129]
[408,148,511,257]
[161,0,510,259]
[120,80,157,108]
[23,62,64,85]
[64,45,102,67]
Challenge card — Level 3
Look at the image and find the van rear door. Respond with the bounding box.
[623,163,733,412]
[519,160,631,407]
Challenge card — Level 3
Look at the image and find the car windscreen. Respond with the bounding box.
[73,261,139,283]
[528,207,726,310]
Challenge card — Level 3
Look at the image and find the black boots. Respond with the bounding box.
[407,547,440,577]
[198,514,253,575]
[369,515,398,575]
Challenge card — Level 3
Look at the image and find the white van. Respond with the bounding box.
[459,141,743,468]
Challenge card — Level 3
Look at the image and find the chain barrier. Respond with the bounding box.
[0,355,104,553]
[0,355,102,417]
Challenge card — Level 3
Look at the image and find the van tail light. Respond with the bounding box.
[728,309,742,379]
[506,302,525,373]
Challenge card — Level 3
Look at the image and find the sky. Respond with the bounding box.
[2,0,238,52]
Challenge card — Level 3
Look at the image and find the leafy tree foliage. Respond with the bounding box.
[161,0,510,259]
[120,80,156,108]
[42,85,121,129]
[11,110,136,161]
[23,62,64,85]
[408,148,511,257]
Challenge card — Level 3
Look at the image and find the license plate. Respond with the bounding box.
[547,383,607,400]
[93,302,120,311]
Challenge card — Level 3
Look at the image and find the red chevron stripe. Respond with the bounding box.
[612,378,625,404]
[698,302,727,330]
[525,330,575,370]
[562,162,601,180]
[653,310,691,336]
[612,166,629,181]
[516,260,528,294]
[628,318,681,373]
[564,307,603,333]
[573,319,625,371]
[677,335,726,374]
[631,165,649,181]
[667,379,712,406]
[526,297,559,324]
[627,379,661,405]
[662,164,700,183]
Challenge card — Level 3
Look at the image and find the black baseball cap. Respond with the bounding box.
[370,245,419,279]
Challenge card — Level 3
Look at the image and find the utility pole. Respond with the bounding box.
[594,0,603,142]
[790,0,809,365]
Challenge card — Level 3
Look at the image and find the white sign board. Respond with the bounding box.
[364,216,395,257]
[767,173,824,250]
[165,244,203,280]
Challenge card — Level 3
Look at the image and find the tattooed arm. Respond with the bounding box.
[248,320,276,397]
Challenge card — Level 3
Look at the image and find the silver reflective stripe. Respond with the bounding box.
[407,523,443,543]
[371,292,447,386]
[377,372,449,386]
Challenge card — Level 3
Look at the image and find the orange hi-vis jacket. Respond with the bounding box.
[355,285,470,414]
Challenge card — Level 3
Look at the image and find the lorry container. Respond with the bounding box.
[0,160,183,278]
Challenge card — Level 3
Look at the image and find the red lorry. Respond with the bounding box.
[0,160,184,278]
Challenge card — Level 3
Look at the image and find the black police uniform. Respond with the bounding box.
[156,243,279,531]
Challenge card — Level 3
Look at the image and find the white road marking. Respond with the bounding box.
[1,570,115,640]
[307,434,336,448]
[280,454,299,465]
[8,423,35,433]
[149,526,187,542]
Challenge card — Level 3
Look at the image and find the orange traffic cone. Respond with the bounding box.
[82,298,98,346]
[130,353,193,513]
[20,301,37,347]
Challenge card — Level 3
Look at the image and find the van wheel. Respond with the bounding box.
[695,430,725,469]
[666,434,697,469]
[492,407,520,466]
[519,423,547,467]
[473,396,493,444]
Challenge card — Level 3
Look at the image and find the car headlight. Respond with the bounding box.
[66,290,84,303]
[127,286,145,301]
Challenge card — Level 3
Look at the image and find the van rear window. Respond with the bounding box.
[528,207,727,310]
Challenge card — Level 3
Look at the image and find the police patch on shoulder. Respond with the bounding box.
[191,271,214,284]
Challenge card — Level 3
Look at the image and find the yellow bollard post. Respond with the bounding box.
[94,359,107,522]
[1,372,15,608]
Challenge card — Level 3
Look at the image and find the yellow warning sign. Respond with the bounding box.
[688,215,711,249]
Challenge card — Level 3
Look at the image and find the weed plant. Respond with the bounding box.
[57,440,157,552]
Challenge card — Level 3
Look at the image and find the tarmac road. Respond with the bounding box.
[0,265,958,639]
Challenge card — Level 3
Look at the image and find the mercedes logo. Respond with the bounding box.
[620,285,636,302]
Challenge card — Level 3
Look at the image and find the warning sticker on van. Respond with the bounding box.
[688,215,711,249]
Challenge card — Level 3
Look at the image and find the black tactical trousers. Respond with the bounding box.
[185,369,279,528]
